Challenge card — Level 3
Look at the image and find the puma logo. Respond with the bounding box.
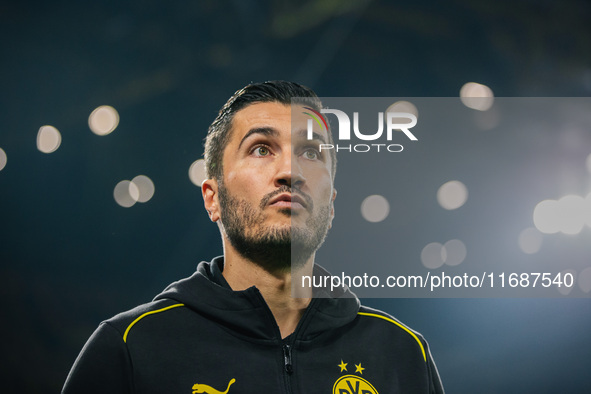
[192,378,236,394]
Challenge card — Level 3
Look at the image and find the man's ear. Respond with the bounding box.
[202,178,220,222]
[329,188,337,228]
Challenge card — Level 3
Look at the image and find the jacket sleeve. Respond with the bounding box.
[425,339,445,394]
[62,322,133,394]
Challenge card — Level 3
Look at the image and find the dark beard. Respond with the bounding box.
[218,183,331,273]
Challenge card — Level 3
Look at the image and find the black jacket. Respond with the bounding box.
[63,258,444,393]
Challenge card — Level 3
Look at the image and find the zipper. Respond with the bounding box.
[282,342,294,394]
[279,298,320,392]
[281,298,320,376]
[283,344,293,374]
[250,288,321,393]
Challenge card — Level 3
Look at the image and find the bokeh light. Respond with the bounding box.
[534,195,588,235]
[189,159,207,186]
[89,105,120,136]
[556,195,585,235]
[533,199,560,234]
[386,100,419,119]
[421,242,445,269]
[131,175,155,203]
[443,239,467,266]
[0,148,6,171]
[421,239,467,269]
[460,82,494,111]
[518,227,543,254]
[360,194,390,223]
[437,180,468,210]
[36,125,62,153]
[114,180,140,208]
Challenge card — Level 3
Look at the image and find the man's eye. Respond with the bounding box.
[253,146,270,156]
[303,149,319,160]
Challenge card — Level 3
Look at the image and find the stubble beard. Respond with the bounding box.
[218,183,332,273]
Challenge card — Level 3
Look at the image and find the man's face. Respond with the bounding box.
[204,101,336,272]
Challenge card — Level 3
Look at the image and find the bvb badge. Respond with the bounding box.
[332,360,379,394]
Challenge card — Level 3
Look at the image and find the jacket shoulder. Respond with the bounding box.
[356,306,445,392]
[104,298,185,343]
[357,305,428,362]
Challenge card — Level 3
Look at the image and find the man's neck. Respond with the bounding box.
[222,247,313,339]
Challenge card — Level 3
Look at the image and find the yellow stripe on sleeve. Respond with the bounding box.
[123,303,184,343]
[357,312,427,362]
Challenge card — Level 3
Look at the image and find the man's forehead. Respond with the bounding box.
[231,102,290,131]
[230,102,329,142]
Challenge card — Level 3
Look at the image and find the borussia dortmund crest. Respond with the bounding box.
[332,360,378,394]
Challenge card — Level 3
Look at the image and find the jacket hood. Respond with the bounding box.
[154,257,360,341]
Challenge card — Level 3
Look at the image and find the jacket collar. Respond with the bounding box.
[154,257,360,341]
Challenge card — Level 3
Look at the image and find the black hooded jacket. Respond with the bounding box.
[63,258,444,393]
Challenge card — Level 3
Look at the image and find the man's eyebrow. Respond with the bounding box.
[238,127,279,149]
[295,129,327,144]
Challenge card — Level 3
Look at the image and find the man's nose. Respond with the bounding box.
[274,151,306,188]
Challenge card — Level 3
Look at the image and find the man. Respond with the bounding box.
[63,81,444,393]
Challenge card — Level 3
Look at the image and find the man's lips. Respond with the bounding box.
[268,193,308,209]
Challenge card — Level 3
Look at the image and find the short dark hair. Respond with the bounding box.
[204,80,336,181]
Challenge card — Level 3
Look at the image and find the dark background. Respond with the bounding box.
[1,0,591,392]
